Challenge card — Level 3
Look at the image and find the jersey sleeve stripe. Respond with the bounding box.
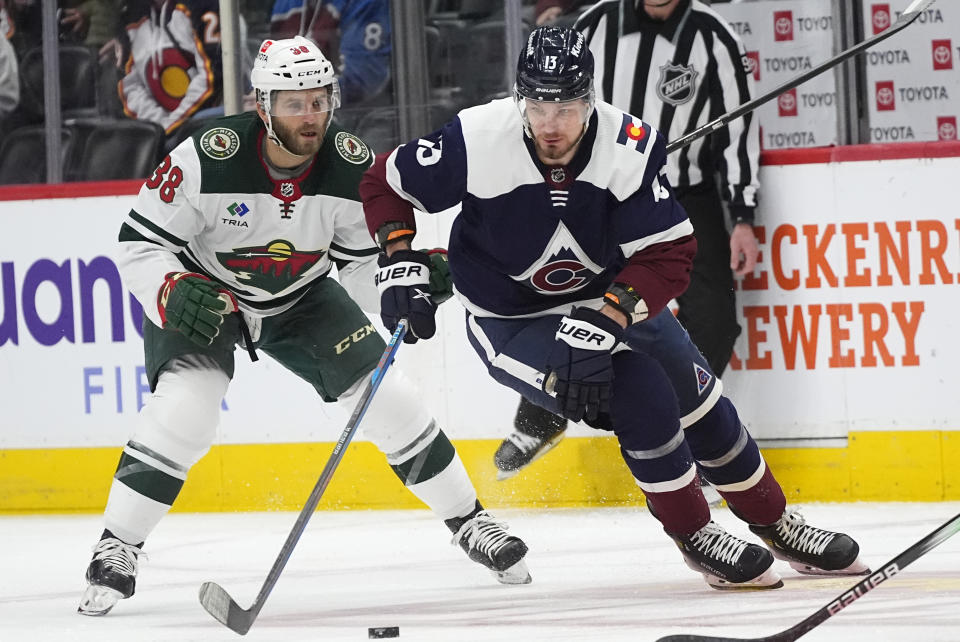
[619,218,695,258]
[329,242,379,259]
[118,222,161,245]
[127,210,189,248]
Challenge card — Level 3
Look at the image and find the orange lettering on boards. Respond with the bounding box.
[736,302,924,370]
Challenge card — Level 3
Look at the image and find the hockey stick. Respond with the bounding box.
[198,319,410,635]
[665,0,936,154]
[656,511,960,642]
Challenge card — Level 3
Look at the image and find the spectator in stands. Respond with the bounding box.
[59,0,120,49]
[114,0,236,137]
[271,0,391,106]
[0,20,18,122]
[534,0,589,26]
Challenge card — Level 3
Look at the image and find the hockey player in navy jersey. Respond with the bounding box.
[77,35,530,617]
[361,26,869,591]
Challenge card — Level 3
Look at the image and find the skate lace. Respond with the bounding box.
[91,538,145,576]
[507,431,543,454]
[450,511,513,558]
[690,522,748,565]
[775,508,834,555]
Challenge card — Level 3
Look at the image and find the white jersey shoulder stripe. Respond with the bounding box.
[579,101,662,202]
[459,97,543,199]
[620,218,695,258]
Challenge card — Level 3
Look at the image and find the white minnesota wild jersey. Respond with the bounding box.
[118,112,380,328]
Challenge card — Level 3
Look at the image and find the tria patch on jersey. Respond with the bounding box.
[334,131,370,164]
[656,62,699,106]
[693,362,712,396]
[200,127,241,160]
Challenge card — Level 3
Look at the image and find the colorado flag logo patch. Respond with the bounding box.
[616,114,651,151]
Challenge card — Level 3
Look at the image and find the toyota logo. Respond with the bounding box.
[873,8,890,31]
[940,121,957,141]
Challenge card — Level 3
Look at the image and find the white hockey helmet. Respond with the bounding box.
[252,36,341,154]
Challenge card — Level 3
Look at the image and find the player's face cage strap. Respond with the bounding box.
[603,283,649,324]
[376,221,417,248]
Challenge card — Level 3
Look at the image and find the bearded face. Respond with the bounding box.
[270,111,330,156]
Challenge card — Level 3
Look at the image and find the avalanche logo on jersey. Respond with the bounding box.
[694,362,712,396]
[216,240,326,294]
[656,62,699,106]
[511,223,603,294]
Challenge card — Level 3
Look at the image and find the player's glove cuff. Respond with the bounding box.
[555,307,625,351]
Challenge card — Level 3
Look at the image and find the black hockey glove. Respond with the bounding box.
[375,249,437,343]
[158,272,238,346]
[543,307,624,423]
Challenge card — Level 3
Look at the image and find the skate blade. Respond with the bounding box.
[495,434,565,481]
[78,584,124,616]
[492,559,533,585]
[704,566,784,591]
[496,468,521,481]
[789,556,871,576]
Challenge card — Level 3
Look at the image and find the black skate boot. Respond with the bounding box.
[749,508,870,576]
[77,530,145,616]
[445,502,532,585]
[494,397,567,480]
[669,521,783,590]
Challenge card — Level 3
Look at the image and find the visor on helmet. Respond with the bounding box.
[267,83,341,117]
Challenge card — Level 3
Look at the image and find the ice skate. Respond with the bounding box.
[446,505,532,584]
[670,521,782,590]
[749,507,870,576]
[495,399,567,480]
[77,531,144,616]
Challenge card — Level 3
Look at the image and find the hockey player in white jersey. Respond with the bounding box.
[362,26,869,591]
[77,35,530,617]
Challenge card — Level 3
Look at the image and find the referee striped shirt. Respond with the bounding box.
[575,0,760,222]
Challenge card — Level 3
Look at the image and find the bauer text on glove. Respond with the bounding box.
[375,250,437,343]
[543,307,625,423]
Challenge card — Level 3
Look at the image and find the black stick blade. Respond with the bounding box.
[199,581,255,636]
[657,633,752,642]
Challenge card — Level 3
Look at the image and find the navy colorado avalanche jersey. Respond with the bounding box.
[362,97,696,320]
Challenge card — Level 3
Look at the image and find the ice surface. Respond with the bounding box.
[2,502,958,641]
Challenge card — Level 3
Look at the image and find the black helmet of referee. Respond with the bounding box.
[515,26,594,103]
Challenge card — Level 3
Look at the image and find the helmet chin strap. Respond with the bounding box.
[263,111,313,161]
[260,91,321,162]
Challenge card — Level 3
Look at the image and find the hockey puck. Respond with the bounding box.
[368,626,399,639]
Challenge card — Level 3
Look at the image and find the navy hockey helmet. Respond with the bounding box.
[514,26,594,103]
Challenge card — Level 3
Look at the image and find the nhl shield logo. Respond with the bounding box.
[656,63,699,106]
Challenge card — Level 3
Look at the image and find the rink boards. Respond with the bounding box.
[1,143,959,513]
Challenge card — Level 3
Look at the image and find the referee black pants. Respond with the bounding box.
[675,181,741,377]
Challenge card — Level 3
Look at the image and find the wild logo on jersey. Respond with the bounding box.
[656,62,699,106]
[216,240,326,294]
[512,223,603,294]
